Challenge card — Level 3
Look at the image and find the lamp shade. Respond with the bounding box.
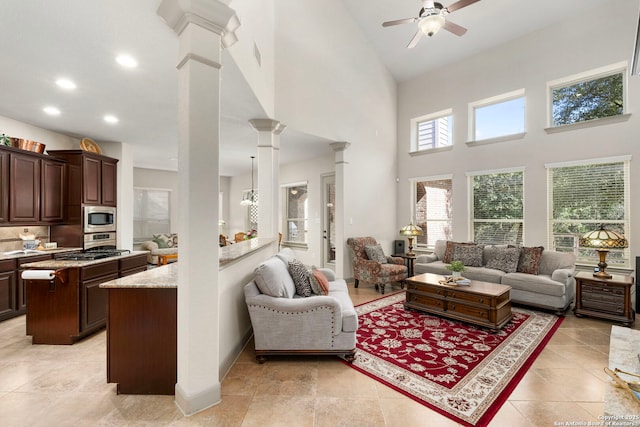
[399,223,424,237]
[579,225,628,249]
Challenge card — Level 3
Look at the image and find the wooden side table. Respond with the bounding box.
[394,254,416,277]
[574,271,635,326]
[158,253,178,266]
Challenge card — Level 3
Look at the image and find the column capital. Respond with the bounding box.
[249,118,287,135]
[158,0,240,48]
[330,141,350,152]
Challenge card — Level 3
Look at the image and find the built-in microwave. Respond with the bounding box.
[84,205,116,233]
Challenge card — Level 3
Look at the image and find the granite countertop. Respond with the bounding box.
[219,237,276,267]
[100,263,177,289]
[0,247,83,261]
[21,251,149,269]
[604,325,640,416]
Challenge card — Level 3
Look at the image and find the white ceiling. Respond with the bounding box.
[0,0,613,175]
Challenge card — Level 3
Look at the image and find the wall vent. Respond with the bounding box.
[253,42,262,68]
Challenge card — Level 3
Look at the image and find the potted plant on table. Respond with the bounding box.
[446,260,465,278]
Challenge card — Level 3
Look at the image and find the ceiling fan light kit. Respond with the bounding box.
[419,13,445,36]
[382,0,480,48]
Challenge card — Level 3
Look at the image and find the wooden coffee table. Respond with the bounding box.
[404,273,513,331]
[158,253,178,266]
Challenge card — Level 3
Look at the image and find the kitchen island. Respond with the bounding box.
[100,263,177,395]
[20,251,148,344]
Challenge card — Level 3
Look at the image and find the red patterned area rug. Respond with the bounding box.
[346,291,564,427]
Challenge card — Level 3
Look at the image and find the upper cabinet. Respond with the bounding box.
[48,150,118,207]
[0,145,65,225]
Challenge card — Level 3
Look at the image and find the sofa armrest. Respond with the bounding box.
[416,253,438,263]
[552,267,575,284]
[245,283,343,336]
[140,241,159,252]
[387,256,405,265]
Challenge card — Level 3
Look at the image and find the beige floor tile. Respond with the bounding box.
[533,368,606,402]
[253,360,319,397]
[489,401,534,427]
[315,397,386,427]
[316,359,380,398]
[508,370,573,401]
[241,395,315,427]
[510,401,601,425]
[169,395,252,426]
[379,397,463,427]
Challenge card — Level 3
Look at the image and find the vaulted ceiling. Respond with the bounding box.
[0,0,613,175]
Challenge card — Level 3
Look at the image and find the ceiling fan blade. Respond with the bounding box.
[382,17,418,27]
[407,30,423,49]
[445,0,480,13]
[443,20,467,36]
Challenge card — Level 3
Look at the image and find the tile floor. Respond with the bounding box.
[0,282,637,426]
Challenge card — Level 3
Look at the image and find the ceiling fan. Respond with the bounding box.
[382,0,480,48]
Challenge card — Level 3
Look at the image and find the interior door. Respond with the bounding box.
[321,174,336,269]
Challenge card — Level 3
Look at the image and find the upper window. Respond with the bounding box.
[469,89,525,142]
[411,176,453,249]
[283,183,308,245]
[468,168,524,245]
[549,63,626,128]
[546,157,630,268]
[410,109,452,152]
[133,188,171,244]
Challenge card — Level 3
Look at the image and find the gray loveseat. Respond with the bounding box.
[244,248,357,362]
[414,240,576,315]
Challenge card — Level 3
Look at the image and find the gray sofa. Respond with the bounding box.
[244,248,357,362]
[414,240,576,315]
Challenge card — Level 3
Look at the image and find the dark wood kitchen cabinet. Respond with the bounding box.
[47,150,118,207]
[9,151,40,223]
[0,145,66,225]
[0,150,8,223]
[0,259,17,320]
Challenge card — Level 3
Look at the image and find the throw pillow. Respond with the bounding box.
[485,247,520,273]
[308,274,323,295]
[254,257,296,298]
[443,241,476,263]
[288,259,313,297]
[452,244,484,267]
[152,233,171,248]
[517,246,545,275]
[312,267,330,295]
[365,244,387,264]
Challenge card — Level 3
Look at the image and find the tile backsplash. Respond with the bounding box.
[0,226,50,252]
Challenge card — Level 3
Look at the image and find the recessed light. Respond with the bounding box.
[104,115,119,124]
[55,78,76,90]
[43,106,61,116]
[116,54,137,68]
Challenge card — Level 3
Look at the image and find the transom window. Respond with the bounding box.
[549,62,626,127]
[282,183,308,245]
[410,109,452,152]
[546,157,630,268]
[411,176,453,249]
[469,89,525,142]
[468,168,524,245]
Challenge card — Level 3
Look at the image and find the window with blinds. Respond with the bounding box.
[547,157,630,267]
[413,178,453,249]
[411,109,452,152]
[133,188,171,244]
[469,170,524,245]
[283,183,308,244]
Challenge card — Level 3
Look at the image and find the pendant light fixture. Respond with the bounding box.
[240,156,258,206]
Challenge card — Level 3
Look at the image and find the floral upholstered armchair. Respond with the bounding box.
[346,237,408,294]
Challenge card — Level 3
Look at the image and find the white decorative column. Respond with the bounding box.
[249,119,286,239]
[330,142,350,279]
[158,0,239,416]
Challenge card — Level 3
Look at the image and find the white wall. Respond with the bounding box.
[0,114,77,150]
[396,3,640,265]
[273,0,398,275]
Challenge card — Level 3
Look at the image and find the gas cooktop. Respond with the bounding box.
[57,249,131,261]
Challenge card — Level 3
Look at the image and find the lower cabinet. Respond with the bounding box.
[0,261,17,320]
[80,261,119,334]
